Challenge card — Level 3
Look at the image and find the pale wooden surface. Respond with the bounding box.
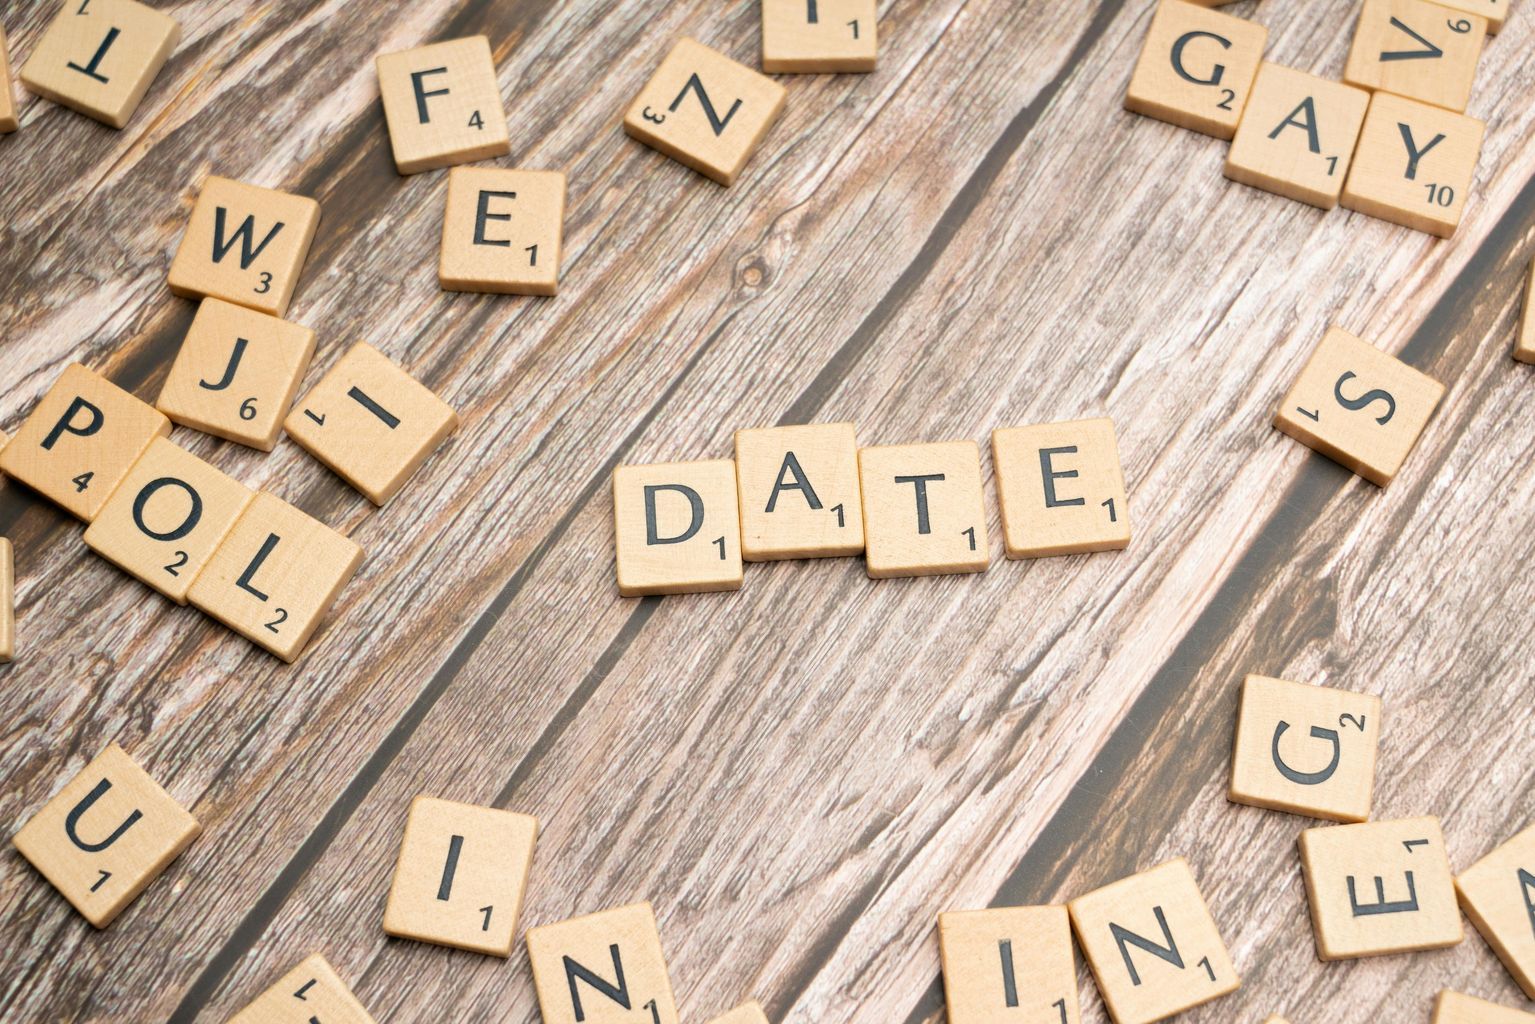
[1,1,1534,1022]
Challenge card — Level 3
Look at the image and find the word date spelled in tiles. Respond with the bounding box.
[0,363,169,522]
[284,343,459,505]
[1,538,12,662]
[168,176,321,317]
[187,492,363,662]
[1229,674,1381,822]
[227,954,377,1024]
[1,26,18,132]
[706,1004,769,1024]
[11,743,200,928]
[1344,0,1485,113]
[624,38,786,186]
[384,797,538,957]
[1517,261,1535,363]
[992,418,1129,558]
[376,36,509,174]
[613,460,743,596]
[938,905,1080,1024]
[156,299,316,451]
[1068,858,1239,1024]
[1455,823,1535,997]
[83,438,254,605]
[1299,816,1462,959]
[1342,92,1484,236]
[1274,327,1444,486]
[1224,63,1369,209]
[526,902,680,1024]
[439,167,566,295]
[1123,0,1267,139]
[20,0,179,128]
[735,423,863,560]
[1433,991,1535,1024]
[761,0,877,73]
[859,441,988,578]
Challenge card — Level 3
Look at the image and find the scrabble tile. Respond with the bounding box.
[186,491,363,663]
[707,1003,770,1024]
[1342,92,1484,237]
[228,954,377,1024]
[526,903,680,1024]
[167,176,321,317]
[1344,0,1486,113]
[19,0,178,129]
[283,343,459,506]
[735,422,863,561]
[0,363,169,522]
[83,438,254,605]
[1,537,12,663]
[1299,816,1462,959]
[383,796,538,957]
[11,742,200,928]
[858,441,989,579]
[1517,262,1535,364]
[156,299,316,451]
[992,418,1130,559]
[1123,0,1267,140]
[1273,327,1445,487]
[1,26,18,133]
[1434,0,1507,33]
[624,38,787,186]
[1224,63,1370,209]
[1433,990,1535,1024]
[761,0,878,73]
[938,905,1081,1024]
[1068,859,1239,1024]
[1228,674,1382,823]
[438,167,566,296]
[613,459,743,596]
[376,36,509,175]
[1455,823,1535,997]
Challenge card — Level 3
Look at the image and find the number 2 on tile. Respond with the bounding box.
[265,608,288,633]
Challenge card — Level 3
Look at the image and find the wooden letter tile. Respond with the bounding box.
[1517,261,1535,364]
[938,905,1080,1024]
[438,167,566,296]
[1455,823,1535,997]
[1299,816,1462,959]
[228,954,377,1024]
[1433,991,1535,1024]
[526,903,680,1024]
[376,36,509,174]
[1229,675,1381,823]
[1224,63,1370,209]
[283,343,458,506]
[83,437,255,605]
[11,742,200,928]
[707,1003,770,1024]
[1434,0,1507,33]
[383,796,539,957]
[186,491,363,663]
[1,537,12,663]
[1344,0,1486,113]
[992,418,1129,559]
[858,441,989,579]
[613,459,743,596]
[156,298,316,451]
[761,0,877,73]
[167,176,321,317]
[19,0,178,129]
[735,422,863,561]
[1068,858,1239,1024]
[0,363,169,521]
[1,26,19,133]
[1123,0,1267,140]
[1273,327,1444,487]
[624,38,787,186]
[1342,92,1484,237]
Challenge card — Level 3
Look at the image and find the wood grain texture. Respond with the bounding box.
[1,1,1534,1022]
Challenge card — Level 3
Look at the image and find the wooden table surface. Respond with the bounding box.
[2,0,1534,1021]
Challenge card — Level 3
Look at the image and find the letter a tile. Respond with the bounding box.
[438,167,566,296]
[1342,92,1484,237]
[168,176,321,317]
[735,423,863,560]
[20,0,179,129]
[1123,0,1267,140]
[1343,0,1485,114]
[1433,991,1535,1024]
[526,903,680,1024]
[1299,816,1462,959]
[858,441,989,579]
[1273,327,1444,487]
[11,742,200,928]
[1068,858,1240,1024]
[707,1003,770,1024]
[383,796,539,957]
[624,38,786,186]
[1455,823,1535,998]
[376,36,510,175]
[938,905,1081,1024]
[613,459,743,596]
[1224,63,1370,210]
[228,954,377,1024]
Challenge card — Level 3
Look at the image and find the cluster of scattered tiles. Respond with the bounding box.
[1127,0,1498,237]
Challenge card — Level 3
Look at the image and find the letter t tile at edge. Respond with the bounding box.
[19,0,180,129]
[525,902,680,1024]
[439,167,566,296]
[858,441,989,579]
[1123,0,1267,140]
[613,459,743,596]
[761,0,878,73]
[227,954,378,1024]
